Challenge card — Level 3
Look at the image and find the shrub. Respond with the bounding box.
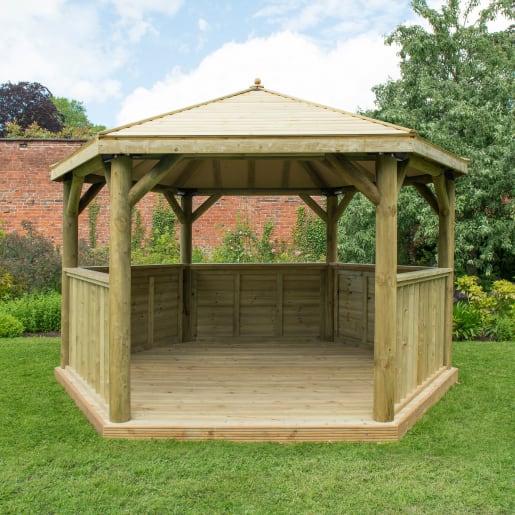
[292,206,326,262]
[0,291,61,333]
[0,268,15,298]
[455,275,515,341]
[453,301,482,341]
[0,312,24,337]
[0,221,61,295]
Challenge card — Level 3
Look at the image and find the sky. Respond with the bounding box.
[0,0,504,129]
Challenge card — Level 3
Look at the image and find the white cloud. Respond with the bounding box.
[0,2,128,104]
[105,0,183,42]
[116,30,399,125]
[199,18,210,32]
[255,0,408,35]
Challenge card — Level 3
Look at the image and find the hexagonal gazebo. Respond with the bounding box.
[52,80,467,441]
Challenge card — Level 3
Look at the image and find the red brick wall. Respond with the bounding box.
[0,139,305,253]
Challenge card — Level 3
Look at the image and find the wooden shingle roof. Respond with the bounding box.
[106,83,411,137]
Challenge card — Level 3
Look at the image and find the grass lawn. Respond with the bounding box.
[0,338,513,514]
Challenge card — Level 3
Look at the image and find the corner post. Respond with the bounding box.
[438,174,456,368]
[108,156,132,423]
[325,194,338,340]
[180,194,193,341]
[61,177,79,368]
[373,155,398,422]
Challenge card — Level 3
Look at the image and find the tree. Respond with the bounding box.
[365,0,514,279]
[51,97,105,133]
[0,82,63,137]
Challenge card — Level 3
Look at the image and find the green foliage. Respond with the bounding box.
[454,275,515,340]
[0,268,14,298]
[131,208,145,251]
[368,0,515,278]
[0,312,24,337]
[212,218,285,263]
[453,301,482,340]
[292,206,326,261]
[0,291,61,333]
[87,202,100,249]
[0,221,61,295]
[212,219,259,263]
[336,195,375,263]
[131,197,179,264]
[51,97,106,134]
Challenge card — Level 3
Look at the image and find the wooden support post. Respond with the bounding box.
[325,195,339,341]
[180,194,193,264]
[61,177,80,368]
[373,155,398,422]
[180,194,193,341]
[108,156,132,423]
[326,195,338,264]
[438,175,456,368]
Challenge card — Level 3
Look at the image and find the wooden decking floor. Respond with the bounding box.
[55,340,458,442]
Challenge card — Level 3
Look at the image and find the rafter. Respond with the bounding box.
[128,155,182,207]
[281,161,291,188]
[213,159,222,187]
[326,155,381,205]
[248,160,256,189]
[171,159,202,188]
[300,161,327,189]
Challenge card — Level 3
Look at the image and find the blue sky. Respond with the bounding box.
[0,0,487,129]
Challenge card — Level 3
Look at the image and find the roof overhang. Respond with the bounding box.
[50,85,468,192]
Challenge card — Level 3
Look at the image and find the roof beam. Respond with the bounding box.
[248,160,256,189]
[409,155,444,177]
[65,174,84,217]
[397,159,409,195]
[192,194,222,223]
[163,191,186,224]
[299,194,327,222]
[413,183,440,215]
[78,182,105,215]
[326,155,381,205]
[334,191,356,220]
[281,161,291,188]
[301,161,326,189]
[213,160,222,187]
[433,174,450,216]
[171,159,202,188]
[128,155,182,207]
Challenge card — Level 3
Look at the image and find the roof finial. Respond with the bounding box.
[253,78,264,89]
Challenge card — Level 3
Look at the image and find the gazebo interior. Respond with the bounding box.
[52,81,467,442]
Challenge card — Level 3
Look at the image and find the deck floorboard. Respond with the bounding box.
[55,339,458,442]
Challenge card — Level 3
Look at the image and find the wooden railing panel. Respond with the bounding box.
[191,265,326,339]
[335,268,375,347]
[66,268,109,402]
[396,269,451,407]
[130,266,183,350]
[283,271,323,337]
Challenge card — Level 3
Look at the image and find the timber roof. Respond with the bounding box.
[51,81,468,193]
